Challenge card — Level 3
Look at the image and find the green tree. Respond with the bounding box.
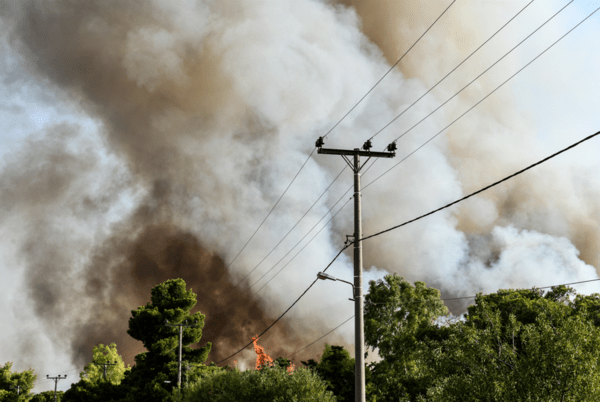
[363,275,600,401]
[0,362,37,402]
[79,343,128,385]
[120,278,212,402]
[184,362,336,402]
[301,344,355,402]
[29,391,63,402]
[425,286,600,401]
[63,343,129,402]
[363,274,448,401]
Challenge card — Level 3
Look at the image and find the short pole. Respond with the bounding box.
[46,375,67,402]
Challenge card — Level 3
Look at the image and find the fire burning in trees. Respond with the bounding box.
[252,335,274,370]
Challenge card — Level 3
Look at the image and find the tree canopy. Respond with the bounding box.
[364,274,600,401]
[79,343,129,386]
[63,278,213,402]
[301,344,356,402]
[121,278,212,401]
[184,362,336,402]
[0,362,37,402]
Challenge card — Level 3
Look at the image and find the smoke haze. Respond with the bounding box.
[0,0,599,391]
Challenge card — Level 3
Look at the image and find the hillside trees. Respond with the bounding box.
[79,343,128,385]
[62,278,213,402]
[29,391,63,402]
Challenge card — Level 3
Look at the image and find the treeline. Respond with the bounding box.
[3,276,600,401]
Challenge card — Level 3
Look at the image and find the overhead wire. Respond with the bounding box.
[322,0,456,140]
[287,315,354,359]
[360,129,600,243]
[367,0,535,141]
[234,166,346,289]
[362,2,598,192]
[244,1,541,292]
[215,244,351,365]
[369,0,573,147]
[249,0,553,292]
[286,278,600,361]
[215,127,600,365]
[159,2,600,368]
[225,0,455,283]
[226,148,317,277]
[253,196,353,294]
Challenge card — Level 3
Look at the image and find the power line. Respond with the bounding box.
[213,126,600,366]
[287,278,600,361]
[227,148,317,276]
[225,0,454,279]
[237,166,346,290]
[253,196,353,294]
[362,3,599,192]
[368,0,535,141]
[441,278,600,301]
[375,0,573,144]
[239,1,525,294]
[215,244,351,365]
[287,315,354,359]
[360,129,600,243]
[254,0,540,278]
[213,2,598,366]
[324,0,456,140]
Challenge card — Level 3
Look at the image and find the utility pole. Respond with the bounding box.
[316,136,396,402]
[93,360,117,381]
[46,374,67,402]
[10,385,20,395]
[165,319,198,390]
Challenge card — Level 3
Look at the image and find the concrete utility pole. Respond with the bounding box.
[316,136,396,402]
[46,374,67,402]
[165,319,198,390]
[10,385,20,395]
[93,360,117,381]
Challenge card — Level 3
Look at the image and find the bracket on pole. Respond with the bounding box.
[345,235,354,246]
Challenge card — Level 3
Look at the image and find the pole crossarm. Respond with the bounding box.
[93,361,117,380]
[46,375,67,402]
[318,148,395,158]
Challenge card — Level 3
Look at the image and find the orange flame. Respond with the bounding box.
[252,335,273,370]
[286,363,295,374]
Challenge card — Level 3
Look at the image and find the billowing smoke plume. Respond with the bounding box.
[0,0,599,391]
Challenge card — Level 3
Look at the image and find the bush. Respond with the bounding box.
[184,363,337,402]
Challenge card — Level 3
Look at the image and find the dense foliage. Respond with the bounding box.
[30,391,63,402]
[184,362,336,402]
[364,274,600,401]
[0,362,37,402]
[118,278,212,402]
[60,279,214,402]
[301,344,357,402]
[17,275,600,401]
